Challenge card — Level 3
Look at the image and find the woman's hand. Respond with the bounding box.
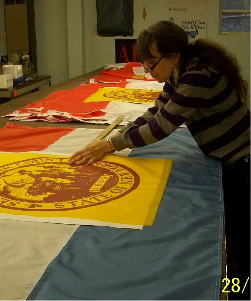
[69,139,109,166]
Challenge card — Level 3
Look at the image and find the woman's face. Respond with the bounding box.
[143,42,180,83]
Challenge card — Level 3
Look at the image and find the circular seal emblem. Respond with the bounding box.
[0,157,140,211]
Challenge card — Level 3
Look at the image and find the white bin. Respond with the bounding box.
[0,74,13,88]
[2,65,23,79]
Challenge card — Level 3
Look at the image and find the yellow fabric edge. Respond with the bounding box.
[144,159,173,226]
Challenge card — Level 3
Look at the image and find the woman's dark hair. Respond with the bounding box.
[136,20,248,101]
[136,20,189,60]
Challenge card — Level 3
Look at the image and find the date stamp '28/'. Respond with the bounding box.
[222,277,249,294]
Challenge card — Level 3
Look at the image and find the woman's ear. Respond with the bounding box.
[170,52,181,64]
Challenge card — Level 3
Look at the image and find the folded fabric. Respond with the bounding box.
[2,82,160,124]
[2,82,126,123]
[101,62,156,80]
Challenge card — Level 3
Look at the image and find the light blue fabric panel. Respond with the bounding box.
[28,129,223,300]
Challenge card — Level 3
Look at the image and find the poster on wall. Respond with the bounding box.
[167,1,207,39]
[115,39,137,63]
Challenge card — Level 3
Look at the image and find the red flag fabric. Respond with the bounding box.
[0,123,131,156]
[2,64,161,124]
[3,82,128,122]
[0,123,74,152]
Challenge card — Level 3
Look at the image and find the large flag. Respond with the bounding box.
[0,123,224,300]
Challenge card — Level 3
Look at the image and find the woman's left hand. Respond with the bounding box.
[69,140,109,166]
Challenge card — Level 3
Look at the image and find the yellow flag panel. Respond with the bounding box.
[0,153,172,228]
[84,87,162,104]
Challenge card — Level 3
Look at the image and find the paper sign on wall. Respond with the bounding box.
[167,1,207,39]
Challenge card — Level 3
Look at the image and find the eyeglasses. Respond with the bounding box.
[140,57,162,72]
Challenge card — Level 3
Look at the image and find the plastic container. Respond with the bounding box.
[2,65,23,79]
[0,74,13,88]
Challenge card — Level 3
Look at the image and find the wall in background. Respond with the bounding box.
[1,0,250,92]
[34,0,69,85]
[206,1,250,93]
[81,0,250,89]
[33,0,83,85]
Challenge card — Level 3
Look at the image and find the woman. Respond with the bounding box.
[70,21,250,299]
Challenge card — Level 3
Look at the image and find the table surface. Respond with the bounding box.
[0,75,51,98]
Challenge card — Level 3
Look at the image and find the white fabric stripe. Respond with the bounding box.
[0,220,78,300]
[103,102,153,126]
[40,128,132,157]
[126,79,164,90]
[0,213,142,230]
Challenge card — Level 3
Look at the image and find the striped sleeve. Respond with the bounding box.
[112,68,216,151]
